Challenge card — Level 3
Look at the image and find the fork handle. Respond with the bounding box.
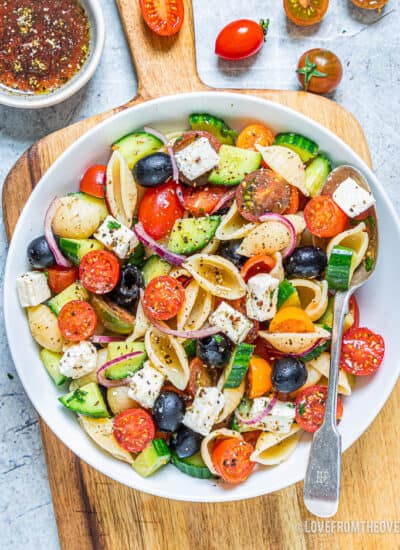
[304,290,351,517]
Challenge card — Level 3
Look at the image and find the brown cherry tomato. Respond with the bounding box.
[284,0,329,27]
[351,0,388,9]
[297,48,343,94]
[186,357,212,397]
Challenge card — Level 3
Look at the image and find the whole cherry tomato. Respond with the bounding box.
[79,165,106,198]
[139,0,184,37]
[284,0,329,27]
[138,181,184,240]
[297,49,343,94]
[215,19,269,60]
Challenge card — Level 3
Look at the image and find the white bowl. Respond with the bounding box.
[0,0,104,109]
[4,92,400,502]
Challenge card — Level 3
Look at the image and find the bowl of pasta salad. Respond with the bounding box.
[4,92,399,501]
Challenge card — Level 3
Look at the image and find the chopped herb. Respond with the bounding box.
[365,215,376,229]
[107,220,121,230]
[66,388,88,404]
[7,372,14,380]
[298,402,306,416]
[365,257,374,272]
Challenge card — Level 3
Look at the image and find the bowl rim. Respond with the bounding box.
[0,0,105,109]
[4,91,400,502]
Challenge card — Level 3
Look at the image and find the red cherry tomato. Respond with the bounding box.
[58,300,97,341]
[295,385,343,433]
[79,250,120,294]
[113,408,155,453]
[304,195,348,238]
[139,0,184,37]
[138,181,184,240]
[215,19,269,61]
[186,358,212,397]
[79,165,106,198]
[240,254,276,282]
[212,438,255,483]
[182,186,227,217]
[340,327,385,376]
[143,275,185,321]
[47,266,79,294]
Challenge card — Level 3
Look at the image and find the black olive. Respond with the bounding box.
[197,333,231,368]
[109,265,144,308]
[152,391,185,432]
[272,357,308,393]
[217,240,247,268]
[170,425,202,458]
[133,152,172,187]
[27,236,55,269]
[284,246,327,279]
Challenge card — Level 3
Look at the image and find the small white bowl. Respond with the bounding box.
[0,0,104,109]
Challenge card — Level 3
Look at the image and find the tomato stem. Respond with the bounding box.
[259,18,270,41]
[296,55,328,91]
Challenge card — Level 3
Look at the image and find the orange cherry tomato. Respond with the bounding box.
[79,250,120,294]
[139,0,184,37]
[295,385,343,433]
[186,357,212,397]
[283,186,300,215]
[236,123,275,151]
[351,0,388,8]
[113,408,155,452]
[247,356,273,398]
[47,266,79,294]
[58,300,97,341]
[240,254,276,282]
[182,186,227,217]
[215,19,269,61]
[143,275,185,321]
[304,195,348,238]
[269,306,315,333]
[138,181,184,240]
[297,49,343,94]
[340,327,385,376]
[284,0,329,27]
[79,165,106,198]
[212,438,255,483]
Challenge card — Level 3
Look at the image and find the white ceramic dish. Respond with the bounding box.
[0,0,104,109]
[4,92,400,502]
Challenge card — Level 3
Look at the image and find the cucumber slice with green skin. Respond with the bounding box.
[274,133,319,163]
[112,132,163,170]
[277,280,300,310]
[47,281,89,316]
[326,246,354,291]
[68,192,108,221]
[59,238,104,266]
[142,255,171,285]
[39,349,68,386]
[230,397,252,432]
[208,145,262,186]
[189,113,238,146]
[170,451,215,479]
[90,295,135,335]
[301,341,330,362]
[167,216,220,254]
[105,342,147,380]
[59,382,109,418]
[128,242,146,268]
[132,439,171,477]
[224,343,254,389]
[183,339,197,360]
[317,295,354,332]
[305,153,332,197]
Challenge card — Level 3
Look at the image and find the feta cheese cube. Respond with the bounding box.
[128,361,165,409]
[333,177,376,218]
[209,301,253,344]
[59,341,98,379]
[17,271,51,308]
[183,387,225,436]
[94,215,138,259]
[174,137,219,182]
[246,273,280,322]
[249,397,296,434]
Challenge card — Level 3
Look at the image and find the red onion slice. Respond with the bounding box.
[147,317,221,340]
[235,393,279,426]
[258,213,297,258]
[133,222,185,266]
[44,199,72,268]
[168,146,179,183]
[97,351,143,388]
[210,189,236,215]
[91,335,125,344]
[143,126,167,145]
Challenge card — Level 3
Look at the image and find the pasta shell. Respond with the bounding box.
[289,279,328,321]
[107,386,138,416]
[126,300,150,342]
[106,150,137,227]
[269,252,284,282]
[291,364,322,397]
[215,202,255,241]
[237,218,299,258]
[216,373,245,423]
[327,222,368,276]
[258,326,331,354]
[169,266,192,279]
[78,416,133,464]
[256,145,309,196]
[201,237,220,254]
[145,327,190,390]
[27,305,64,352]
[308,352,352,396]
[250,425,302,465]
[201,428,243,475]
[183,254,246,299]
[177,280,213,332]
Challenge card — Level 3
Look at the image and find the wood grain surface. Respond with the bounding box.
[3,1,399,549]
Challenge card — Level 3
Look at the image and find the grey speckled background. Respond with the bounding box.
[0,0,399,548]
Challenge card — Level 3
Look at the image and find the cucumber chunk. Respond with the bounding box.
[167,216,220,254]
[208,145,262,186]
[224,343,254,389]
[132,439,171,477]
[47,281,89,316]
[39,349,68,386]
[170,452,215,479]
[142,255,171,285]
[326,246,354,290]
[301,341,330,362]
[277,280,300,310]
[128,242,146,268]
[317,295,355,332]
[189,113,238,145]
[112,131,163,170]
[105,342,147,380]
[183,339,197,360]
[305,153,332,197]
[59,238,104,266]
[59,382,109,418]
[90,295,134,335]
[274,133,319,163]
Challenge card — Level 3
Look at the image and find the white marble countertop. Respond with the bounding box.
[0,1,398,547]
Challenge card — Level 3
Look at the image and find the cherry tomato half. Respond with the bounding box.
[79,250,120,294]
[351,0,388,9]
[297,49,343,94]
[182,186,227,217]
[215,19,269,61]
[139,0,184,37]
[240,254,276,282]
[79,165,106,198]
[143,275,185,321]
[212,438,255,483]
[58,300,97,341]
[304,195,348,238]
[236,168,291,221]
[47,266,79,294]
[236,124,275,151]
[186,357,212,397]
[283,186,300,215]
[113,408,155,453]
[138,181,184,240]
[295,385,343,433]
[284,0,329,27]
[340,326,385,376]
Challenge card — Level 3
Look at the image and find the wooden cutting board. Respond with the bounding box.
[3,1,399,549]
